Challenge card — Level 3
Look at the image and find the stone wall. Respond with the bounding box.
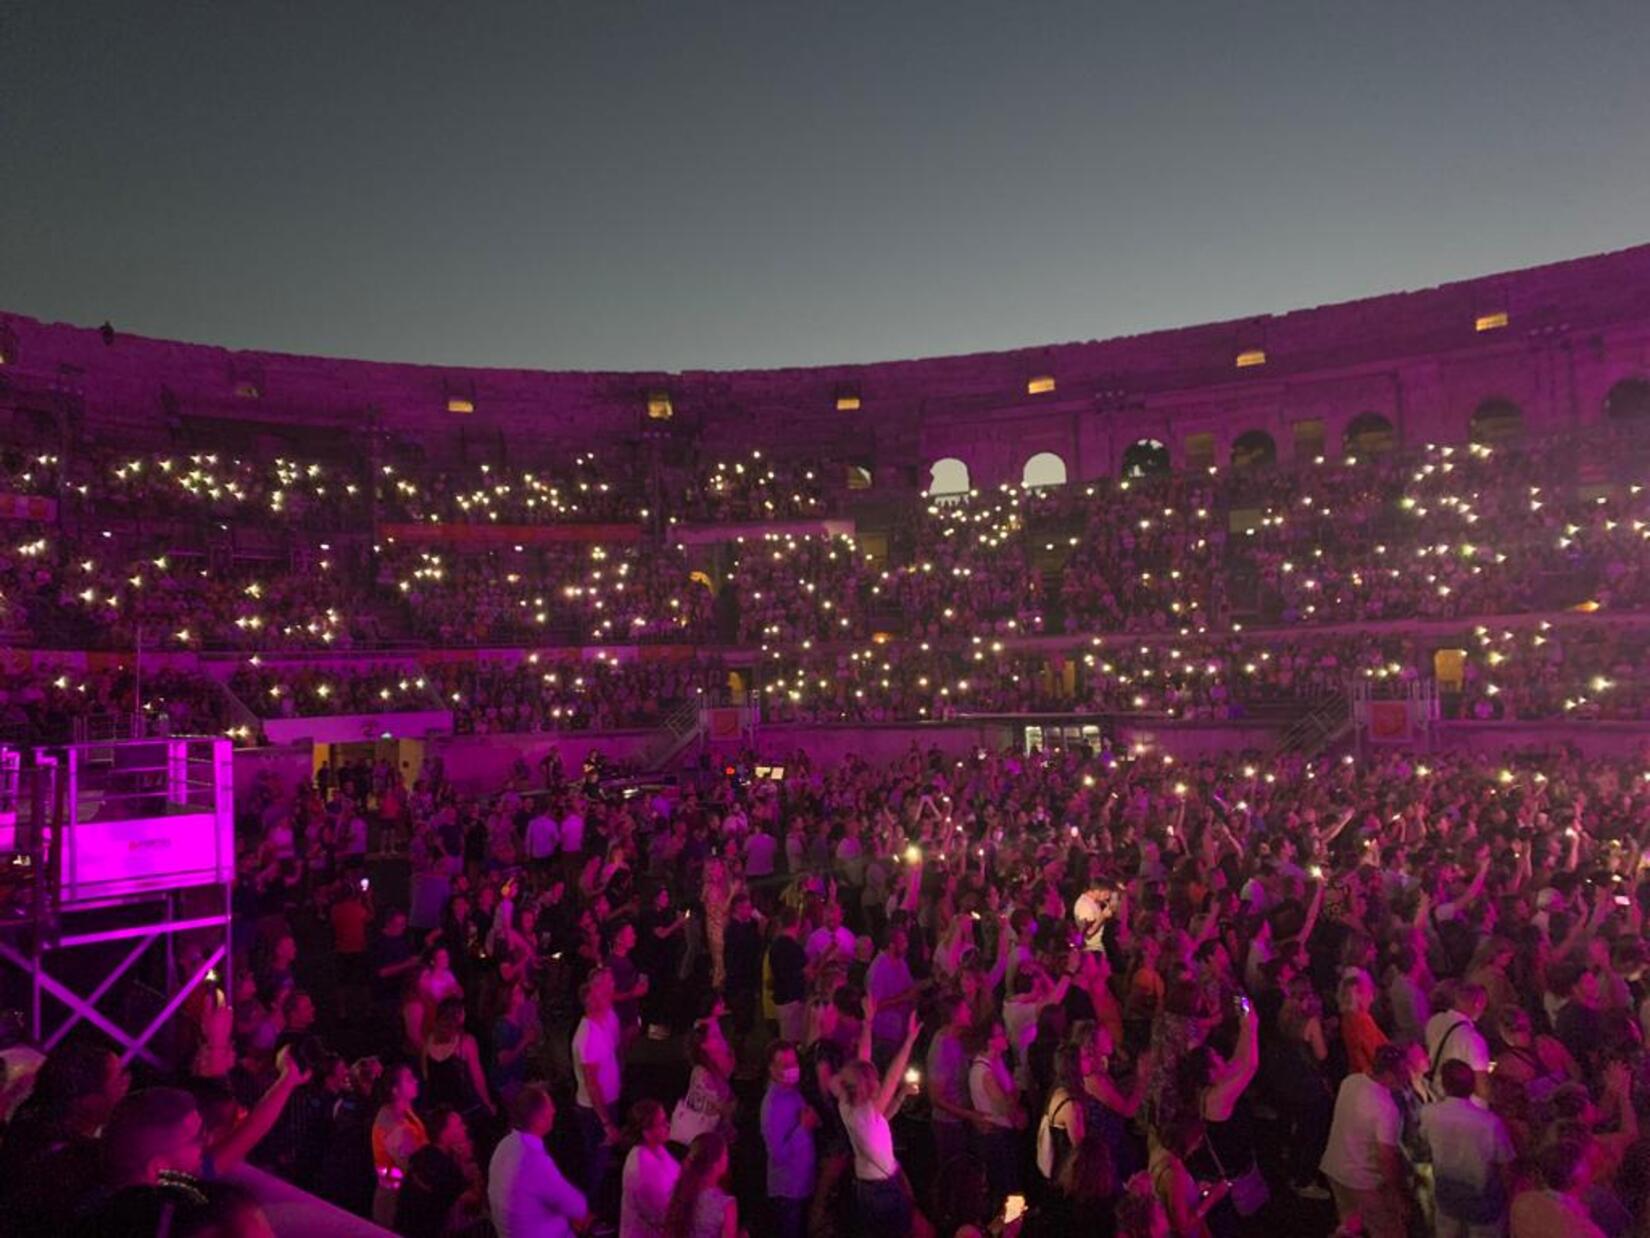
[5,243,1649,488]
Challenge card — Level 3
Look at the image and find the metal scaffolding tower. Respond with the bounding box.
[0,737,234,1068]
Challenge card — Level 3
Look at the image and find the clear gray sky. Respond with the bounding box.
[3,2,1647,372]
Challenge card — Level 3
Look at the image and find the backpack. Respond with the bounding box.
[1036,1093,1072,1178]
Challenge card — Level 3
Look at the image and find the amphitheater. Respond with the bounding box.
[3,243,1650,1238]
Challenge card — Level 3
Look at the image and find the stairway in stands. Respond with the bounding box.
[1271,690,1351,760]
[643,700,705,772]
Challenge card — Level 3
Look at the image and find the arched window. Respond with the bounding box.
[1021,451,1067,489]
[1604,378,1650,428]
[1344,412,1397,456]
[1470,398,1524,444]
[1120,439,1169,478]
[1231,429,1277,472]
[928,457,970,498]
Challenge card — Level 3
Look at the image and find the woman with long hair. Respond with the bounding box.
[370,1062,427,1228]
[1176,1002,1262,1237]
[1115,1171,1173,1238]
[420,995,495,1121]
[1269,971,1333,1196]
[1039,1129,1119,1234]
[669,1021,738,1145]
[621,1099,680,1238]
[701,857,735,992]
[1148,1114,1228,1238]
[829,1001,922,1237]
[1080,1020,1149,1183]
[1040,1039,1090,1180]
[662,1131,736,1238]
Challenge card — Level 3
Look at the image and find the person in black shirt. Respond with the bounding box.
[607,920,647,1042]
[799,1035,851,1236]
[371,908,420,998]
[394,1105,481,1238]
[0,1042,130,1238]
[318,1059,382,1217]
[636,883,686,1039]
[724,892,765,1034]
[255,1052,350,1189]
[767,908,808,1044]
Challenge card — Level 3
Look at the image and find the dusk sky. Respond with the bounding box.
[4,2,1648,373]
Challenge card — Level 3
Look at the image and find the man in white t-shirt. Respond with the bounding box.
[1425,984,1492,1101]
[1073,885,1118,952]
[572,968,622,1210]
[1422,1059,1513,1235]
[558,800,586,858]
[805,901,856,964]
[526,808,559,867]
[1320,1044,1408,1238]
[835,822,867,889]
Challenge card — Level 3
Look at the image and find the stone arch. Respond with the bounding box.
[927,457,970,498]
[1230,429,1277,471]
[1470,398,1524,444]
[1021,451,1067,489]
[1604,378,1650,428]
[1343,411,1397,456]
[1120,439,1170,478]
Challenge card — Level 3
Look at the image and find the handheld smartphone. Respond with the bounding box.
[1616,895,1633,907]
[1003,1194,1027,1224]
[903,1067,921,1086]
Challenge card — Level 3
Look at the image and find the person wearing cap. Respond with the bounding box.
[1320,1043,1410,1238]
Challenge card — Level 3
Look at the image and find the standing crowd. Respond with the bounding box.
[5,740,1650,1237]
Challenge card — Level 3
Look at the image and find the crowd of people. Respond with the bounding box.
[669,453,836,525]
[754,623,1650,726]
[3,430,1645,659]
[0,659,239,744]
[3,433,1650,704]
[9,738,1650,1238]
[381,542,716,648]
[7,613,1650,748]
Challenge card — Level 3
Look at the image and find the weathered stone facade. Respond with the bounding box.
[3,242,1649,488]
